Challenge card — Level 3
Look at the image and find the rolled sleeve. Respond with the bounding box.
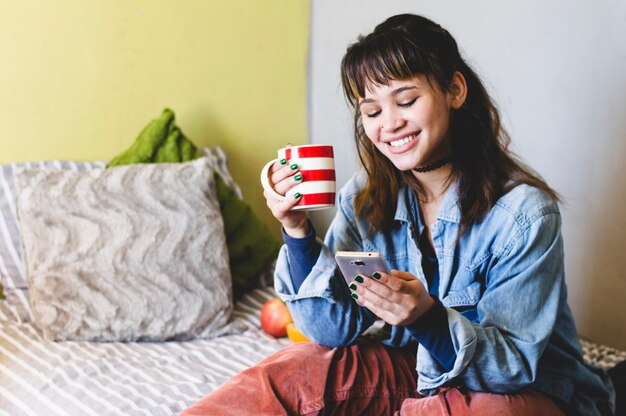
[274,241,338,302]
[418,211,564,394]
[417,308,477,392]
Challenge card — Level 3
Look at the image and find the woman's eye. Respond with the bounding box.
[365,110,381,118]
[399,97,418,107]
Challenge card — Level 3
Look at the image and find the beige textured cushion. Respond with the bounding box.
[14,158,234,342]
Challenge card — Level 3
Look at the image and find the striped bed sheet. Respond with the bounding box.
[0,286,289,416]
[2,288,626,416]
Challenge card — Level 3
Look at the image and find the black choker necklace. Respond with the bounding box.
[412,156,451,173]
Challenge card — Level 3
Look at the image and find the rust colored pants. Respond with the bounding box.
[181,338,566,415]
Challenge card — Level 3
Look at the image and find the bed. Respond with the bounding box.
[0,286,288,415]
[0,144,295,415]
[1,150,624,416]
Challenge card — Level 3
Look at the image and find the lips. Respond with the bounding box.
[389,134,415,147]
[385,131,420,153]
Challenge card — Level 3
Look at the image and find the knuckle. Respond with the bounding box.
[380,286,392,299]
[271,171,285,185]
[273,183,285,196]
[374,298,385,309]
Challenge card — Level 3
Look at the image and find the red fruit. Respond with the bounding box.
[260,298,293,337]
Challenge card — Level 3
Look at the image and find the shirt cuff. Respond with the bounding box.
[282,220,322,292]
[405,296,457,372]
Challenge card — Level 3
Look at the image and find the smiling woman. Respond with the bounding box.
[183,13,616,416]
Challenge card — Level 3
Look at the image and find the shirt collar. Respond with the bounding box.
[437,180,461,223]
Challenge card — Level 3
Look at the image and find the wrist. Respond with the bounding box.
[415,294,436,322]
[406,295,441,328]
[283,219,309,238]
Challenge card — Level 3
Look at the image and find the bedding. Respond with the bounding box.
[15,158,233,342]
[0,148,290,414]
[0,284,624,415]
[0,286,288,415]
[1,160,107,323]
[0,144,274,325]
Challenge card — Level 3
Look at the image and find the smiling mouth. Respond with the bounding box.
[388,133,419,147]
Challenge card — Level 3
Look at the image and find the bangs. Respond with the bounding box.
[341,34,434,106]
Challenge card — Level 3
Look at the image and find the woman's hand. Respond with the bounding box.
[263,159,309,238]
[349,270,435,326]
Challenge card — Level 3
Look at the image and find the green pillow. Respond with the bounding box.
[107,109,280,299]
[108,108,203,165]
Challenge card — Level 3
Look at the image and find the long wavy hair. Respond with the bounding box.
[340,14,559,237]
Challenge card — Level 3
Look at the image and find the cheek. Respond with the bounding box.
[361,119,380,142]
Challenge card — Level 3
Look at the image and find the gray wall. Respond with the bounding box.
[308,0,626,349]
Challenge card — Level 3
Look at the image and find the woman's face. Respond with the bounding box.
[358,74,464,172]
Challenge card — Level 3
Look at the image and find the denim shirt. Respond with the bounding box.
[274,171,614,416]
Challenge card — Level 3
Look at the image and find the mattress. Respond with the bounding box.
[2,284,626,415]
[0,286,288,416]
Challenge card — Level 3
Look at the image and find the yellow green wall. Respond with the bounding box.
[0,0,309,236]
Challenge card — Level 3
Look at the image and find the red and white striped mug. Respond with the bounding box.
[260,144,336,211]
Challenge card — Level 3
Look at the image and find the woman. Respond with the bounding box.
[183,14,614,415]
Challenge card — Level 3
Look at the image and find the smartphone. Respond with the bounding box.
[335,251,390,285]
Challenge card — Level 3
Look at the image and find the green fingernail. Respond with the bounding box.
[351,293,359,299]
[290,163,298,170]
[349,283,357,291]
[354,275,364,284]
[294,174,303,181]
[373,272,381,280]
[293,192,302,199]
[280,158,287,165]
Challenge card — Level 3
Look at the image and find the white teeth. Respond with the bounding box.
[389,135,415,147]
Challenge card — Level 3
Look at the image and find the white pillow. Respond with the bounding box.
[14,158,234,342]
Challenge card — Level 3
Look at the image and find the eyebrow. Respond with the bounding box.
[359,86,419,106]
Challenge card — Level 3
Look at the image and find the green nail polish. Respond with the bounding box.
[293,192,302,199]
[290,163,298,170]
[349,283,357,291]
[354,275,364,283]
[351,293,359,300]
[373,272,381,280]
[280,158,287,165]
[294,174,303,181]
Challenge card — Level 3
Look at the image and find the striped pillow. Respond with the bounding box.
[0,147,239,323]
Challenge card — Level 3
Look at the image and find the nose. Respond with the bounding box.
[380,109,405,133]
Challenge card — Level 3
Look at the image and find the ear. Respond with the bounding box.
[448,71,467,110]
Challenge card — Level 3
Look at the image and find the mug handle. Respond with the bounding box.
[260,159,287,201]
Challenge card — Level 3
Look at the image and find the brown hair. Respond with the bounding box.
[340,14,559,237]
